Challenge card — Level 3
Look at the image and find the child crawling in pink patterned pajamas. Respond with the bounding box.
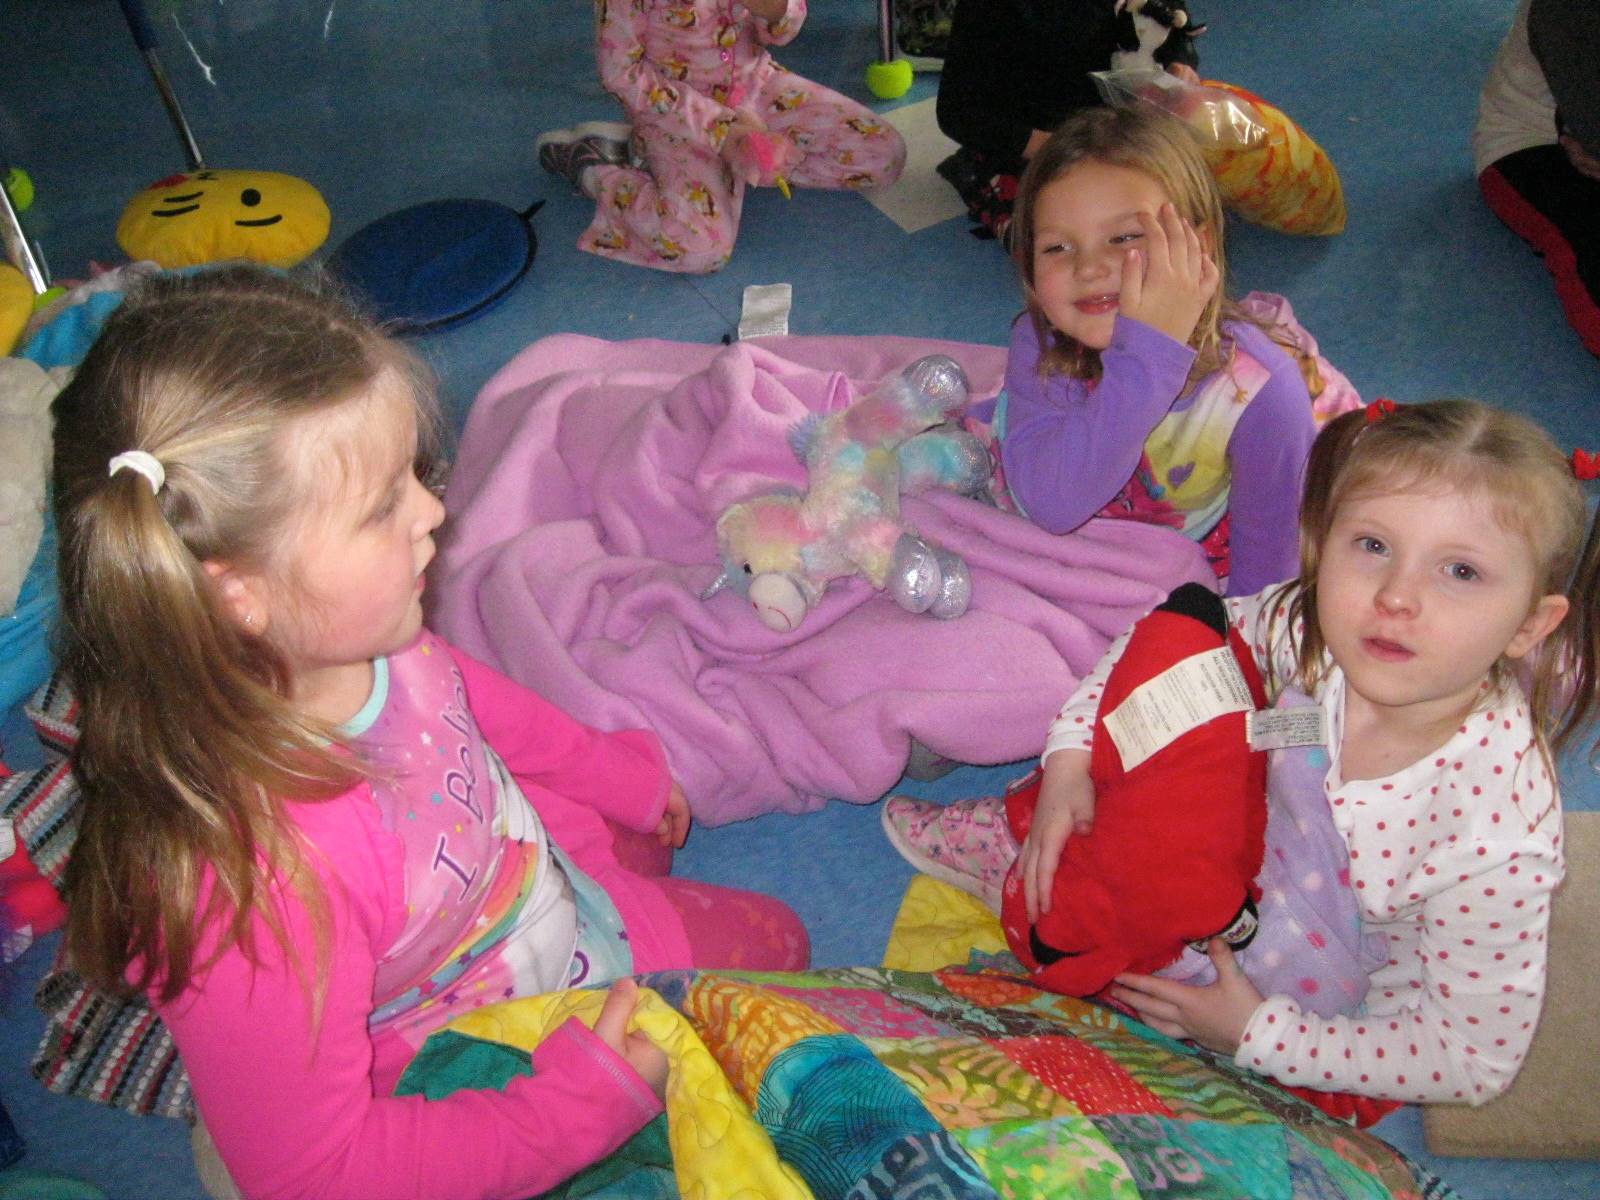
[541,0,906,274]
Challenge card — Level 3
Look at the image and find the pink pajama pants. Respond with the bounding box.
[582,70,905,274]
[656,876,811,971]
[608,821,810,971]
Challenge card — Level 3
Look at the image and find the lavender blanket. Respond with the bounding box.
[429,334,1212,826]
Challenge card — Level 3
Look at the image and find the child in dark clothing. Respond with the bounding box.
[1475,0,1600,356]
[936,0,1199,244]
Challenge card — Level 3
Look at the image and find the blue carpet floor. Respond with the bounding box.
[1,0,1596,1195]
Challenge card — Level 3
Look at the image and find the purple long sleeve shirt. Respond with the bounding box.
[999,314,1315,596]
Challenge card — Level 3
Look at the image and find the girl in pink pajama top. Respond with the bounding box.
[50,265,808,1199]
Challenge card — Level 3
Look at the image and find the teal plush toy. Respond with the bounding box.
[704,355,992,632]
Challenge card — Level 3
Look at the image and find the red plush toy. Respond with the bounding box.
[0,758,69,962]
[1000,582,1269,996]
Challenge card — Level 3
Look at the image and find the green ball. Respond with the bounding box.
[3,166,35,212]
[865,58,914,101]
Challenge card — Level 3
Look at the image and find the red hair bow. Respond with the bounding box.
[1363,398,1398,425]
[1573,449,1600,481]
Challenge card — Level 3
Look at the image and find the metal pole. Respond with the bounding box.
[117,0,207,171]
[877,0,895,65]
[0,169,48,294]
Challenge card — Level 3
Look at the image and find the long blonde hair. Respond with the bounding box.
[52,264,443,1002]
[1278,401,1600,760]
[1012,104,1241,385]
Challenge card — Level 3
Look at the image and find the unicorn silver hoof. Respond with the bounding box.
[888,533,942,614]
[902,354,969,414]
[927,548,972,619]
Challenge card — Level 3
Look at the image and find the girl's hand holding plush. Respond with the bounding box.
[593,980,670,1100]
[1118,201,1220,345]
[719,112,764,180]
[1110,938,1264,1055]
[1019,749,1096,923]
[722,118,796,189]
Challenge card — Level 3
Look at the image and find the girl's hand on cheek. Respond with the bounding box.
[1118,203,1219,346]
[1109,939,1262,1054]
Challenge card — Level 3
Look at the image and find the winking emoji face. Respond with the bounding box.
[116,168,330,269]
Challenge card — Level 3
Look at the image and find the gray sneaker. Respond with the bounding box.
[537,120,632,194]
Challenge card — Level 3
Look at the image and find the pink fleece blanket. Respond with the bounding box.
[428,334,1212,826]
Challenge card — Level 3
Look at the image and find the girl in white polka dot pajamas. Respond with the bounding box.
[1099,400,1599,1109]
[885,399,1599,1115]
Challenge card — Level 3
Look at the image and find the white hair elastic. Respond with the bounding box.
[107,450,166,495]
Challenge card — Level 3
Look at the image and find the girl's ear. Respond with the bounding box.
[1503,593,1570,660]
[204,560,270,635]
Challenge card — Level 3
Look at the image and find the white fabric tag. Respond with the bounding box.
[1247,705,1328,751]
[738,282,792,339]
[1102,645,1255,771]
[491,752,540,843]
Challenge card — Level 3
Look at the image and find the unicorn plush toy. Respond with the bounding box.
[705,355,992,632]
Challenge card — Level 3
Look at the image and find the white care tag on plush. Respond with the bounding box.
[1247,706,1327,751]
[1102,646,1255,771]
[738,282,792,339]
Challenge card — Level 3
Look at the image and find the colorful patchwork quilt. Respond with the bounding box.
[400,958,1458,1200]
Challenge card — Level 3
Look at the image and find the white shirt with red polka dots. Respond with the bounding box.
[1042,583,1565,1106]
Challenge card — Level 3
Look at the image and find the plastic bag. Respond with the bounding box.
[1091,68,1268,151]
[1092,69,1347,237]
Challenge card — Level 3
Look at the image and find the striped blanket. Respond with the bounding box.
[1,677,194,1121]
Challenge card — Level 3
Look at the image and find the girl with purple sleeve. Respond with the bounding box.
[1000,313,1316,594]
[993,105,1321,595]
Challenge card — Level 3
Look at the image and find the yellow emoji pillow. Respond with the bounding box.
[0,264,33,355]
[117,169,330,269]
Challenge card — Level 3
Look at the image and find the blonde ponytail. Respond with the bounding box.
[53,265,442,1000]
